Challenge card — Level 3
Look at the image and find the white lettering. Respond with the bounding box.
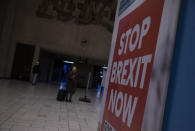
[115,61,123,84]
[115,92,123,117]
[129,24,140,52]
[118,33,126,56]
[134,57,142,87]
[124,29,132,54]
[138,16,151,49]
[110,62,117,83]
[108,89,117,113]
[140,54,152,89]
[122,94,138,127]
[126,58,138,87]
[121,59,129,85]
[108,90,138,128]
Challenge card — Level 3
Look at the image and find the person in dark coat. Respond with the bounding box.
[65,66,78,102]
[32,61,40,85]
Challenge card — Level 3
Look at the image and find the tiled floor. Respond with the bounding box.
[0,80,103,131]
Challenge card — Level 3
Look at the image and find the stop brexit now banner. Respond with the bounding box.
[101,0,165,131]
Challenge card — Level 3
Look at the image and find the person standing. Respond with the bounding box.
[32,61,40,85]
[101,69,107,93]
[66,66,78,102]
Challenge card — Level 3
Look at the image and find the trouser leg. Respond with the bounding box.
[69,93,73,101]
[32,74,38,85]
[65,92,69,101]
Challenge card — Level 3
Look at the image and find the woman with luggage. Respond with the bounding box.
[65,66,78,102]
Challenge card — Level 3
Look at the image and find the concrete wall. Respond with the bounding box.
[0,0,8,78]
[0,0,112,78]
[0,1,8,38]
[0,0,17,78]
[13,0,112,61]
[162,0,195,131]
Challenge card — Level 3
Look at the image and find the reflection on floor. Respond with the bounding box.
[0,80,103,131]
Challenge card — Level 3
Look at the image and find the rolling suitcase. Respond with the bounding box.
[56,89,66,101]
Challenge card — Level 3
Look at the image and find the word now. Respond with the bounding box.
[108,89,138,128]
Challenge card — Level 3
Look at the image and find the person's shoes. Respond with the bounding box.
[65,99,68,102]
[68,99,72,103]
